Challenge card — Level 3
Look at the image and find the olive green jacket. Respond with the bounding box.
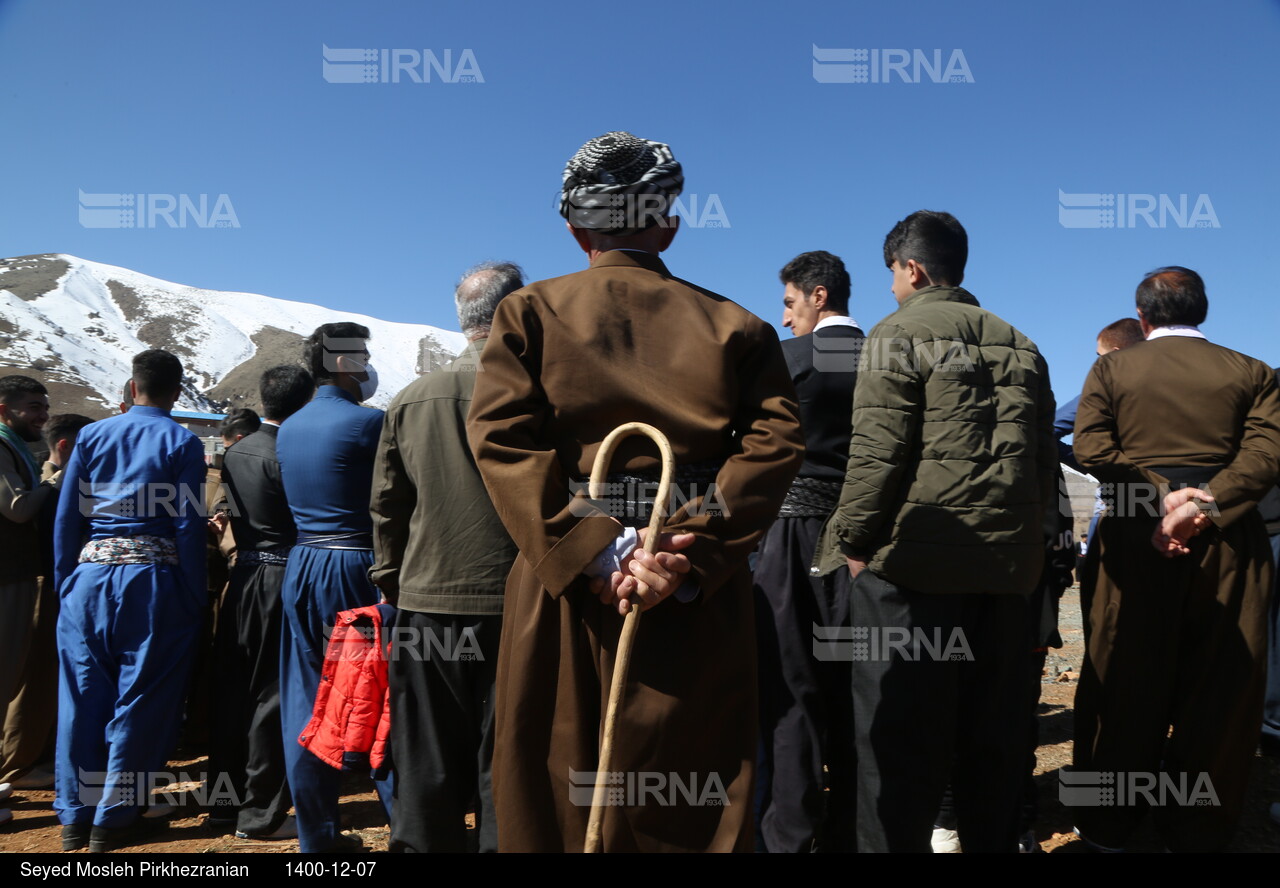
[369,340,516,615]
[813,286,1057,595]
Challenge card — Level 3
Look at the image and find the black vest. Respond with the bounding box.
[780,324,864,481]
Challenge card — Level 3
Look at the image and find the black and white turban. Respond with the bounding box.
[559,131,684,236]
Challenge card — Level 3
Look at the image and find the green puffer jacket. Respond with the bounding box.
[813,286,1057,595]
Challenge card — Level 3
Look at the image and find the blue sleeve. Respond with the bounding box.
[174,435,208,602]
[1053,395,1079,440]
[1054,394,1084,473]
[53,438,89,591]
[359,409,386,456]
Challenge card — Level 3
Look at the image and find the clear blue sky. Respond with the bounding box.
[2,0,1277,402]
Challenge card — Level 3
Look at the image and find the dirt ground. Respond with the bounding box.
[2,585,1278,854]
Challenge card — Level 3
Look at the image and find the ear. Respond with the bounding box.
[810,284,828,312]
[906,260,932,287]
[334,354,361,375]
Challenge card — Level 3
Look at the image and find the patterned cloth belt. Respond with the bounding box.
[584,460,723,530]
[238,547,292,566]
[296,531,374,551]
[777,477,843,519]
[79,535,178,566]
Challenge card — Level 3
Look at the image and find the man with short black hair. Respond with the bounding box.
[53,350,206,851]
[814,210,1057,853]
[1072,267,1280,852]
[371,262,524,852]
[0,413,92,794]
[779,250,853,337]
[755,251,861,852]
[209,367,312,840]
[0,375,56,825]
[278,327,389,852]
[220,408,261,447]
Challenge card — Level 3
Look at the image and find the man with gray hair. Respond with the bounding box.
[369,260,525,852]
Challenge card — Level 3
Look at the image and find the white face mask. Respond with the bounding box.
[357,362,379,402]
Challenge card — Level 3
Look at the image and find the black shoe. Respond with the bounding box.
[322,832,366,854]
[62,823,92,851]
[89,816,169,853]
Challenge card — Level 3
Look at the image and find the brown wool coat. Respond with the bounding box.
[466,250,804,852]
[1072,335,1280,851]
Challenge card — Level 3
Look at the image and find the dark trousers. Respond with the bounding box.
[280,546,391,852]
[850,570,1027,853]
[388,610,500,853]
[1261,533,1280,752]
[207,560,292,834]
[2,576,58,782]
[753,516,855,852]
[1073,514,1271,852]
[935,648,1047,837]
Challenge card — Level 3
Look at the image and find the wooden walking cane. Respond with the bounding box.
[583,421,675,853]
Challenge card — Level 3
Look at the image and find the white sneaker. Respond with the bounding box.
[0,783,12,804]
[236,815,298,841]
[931,826,962,853]
[1018,829,1038,853]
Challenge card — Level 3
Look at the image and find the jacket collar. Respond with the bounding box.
[314,384,358,404]
[897,285,980,312]
[588,250,673,278]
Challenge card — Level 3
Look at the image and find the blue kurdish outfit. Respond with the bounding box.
[276,385,391,852]
[52,405,207,829]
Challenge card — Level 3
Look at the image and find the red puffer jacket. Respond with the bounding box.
[299,604,391,770]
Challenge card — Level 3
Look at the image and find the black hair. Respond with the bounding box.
[882,210,968,285]
[220,407,261,441]
[0,375,47,406]
[778,251,851,314]
[132,349,184,399]
[305,323,371,385]
[44,414,93,450]
[1135,267,1208,328]
[260,365,315,421]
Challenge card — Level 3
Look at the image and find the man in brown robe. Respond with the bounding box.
[467,131,804,852]
[1071,266,1280,852]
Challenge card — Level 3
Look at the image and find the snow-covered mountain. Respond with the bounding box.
[0,254,465,416]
